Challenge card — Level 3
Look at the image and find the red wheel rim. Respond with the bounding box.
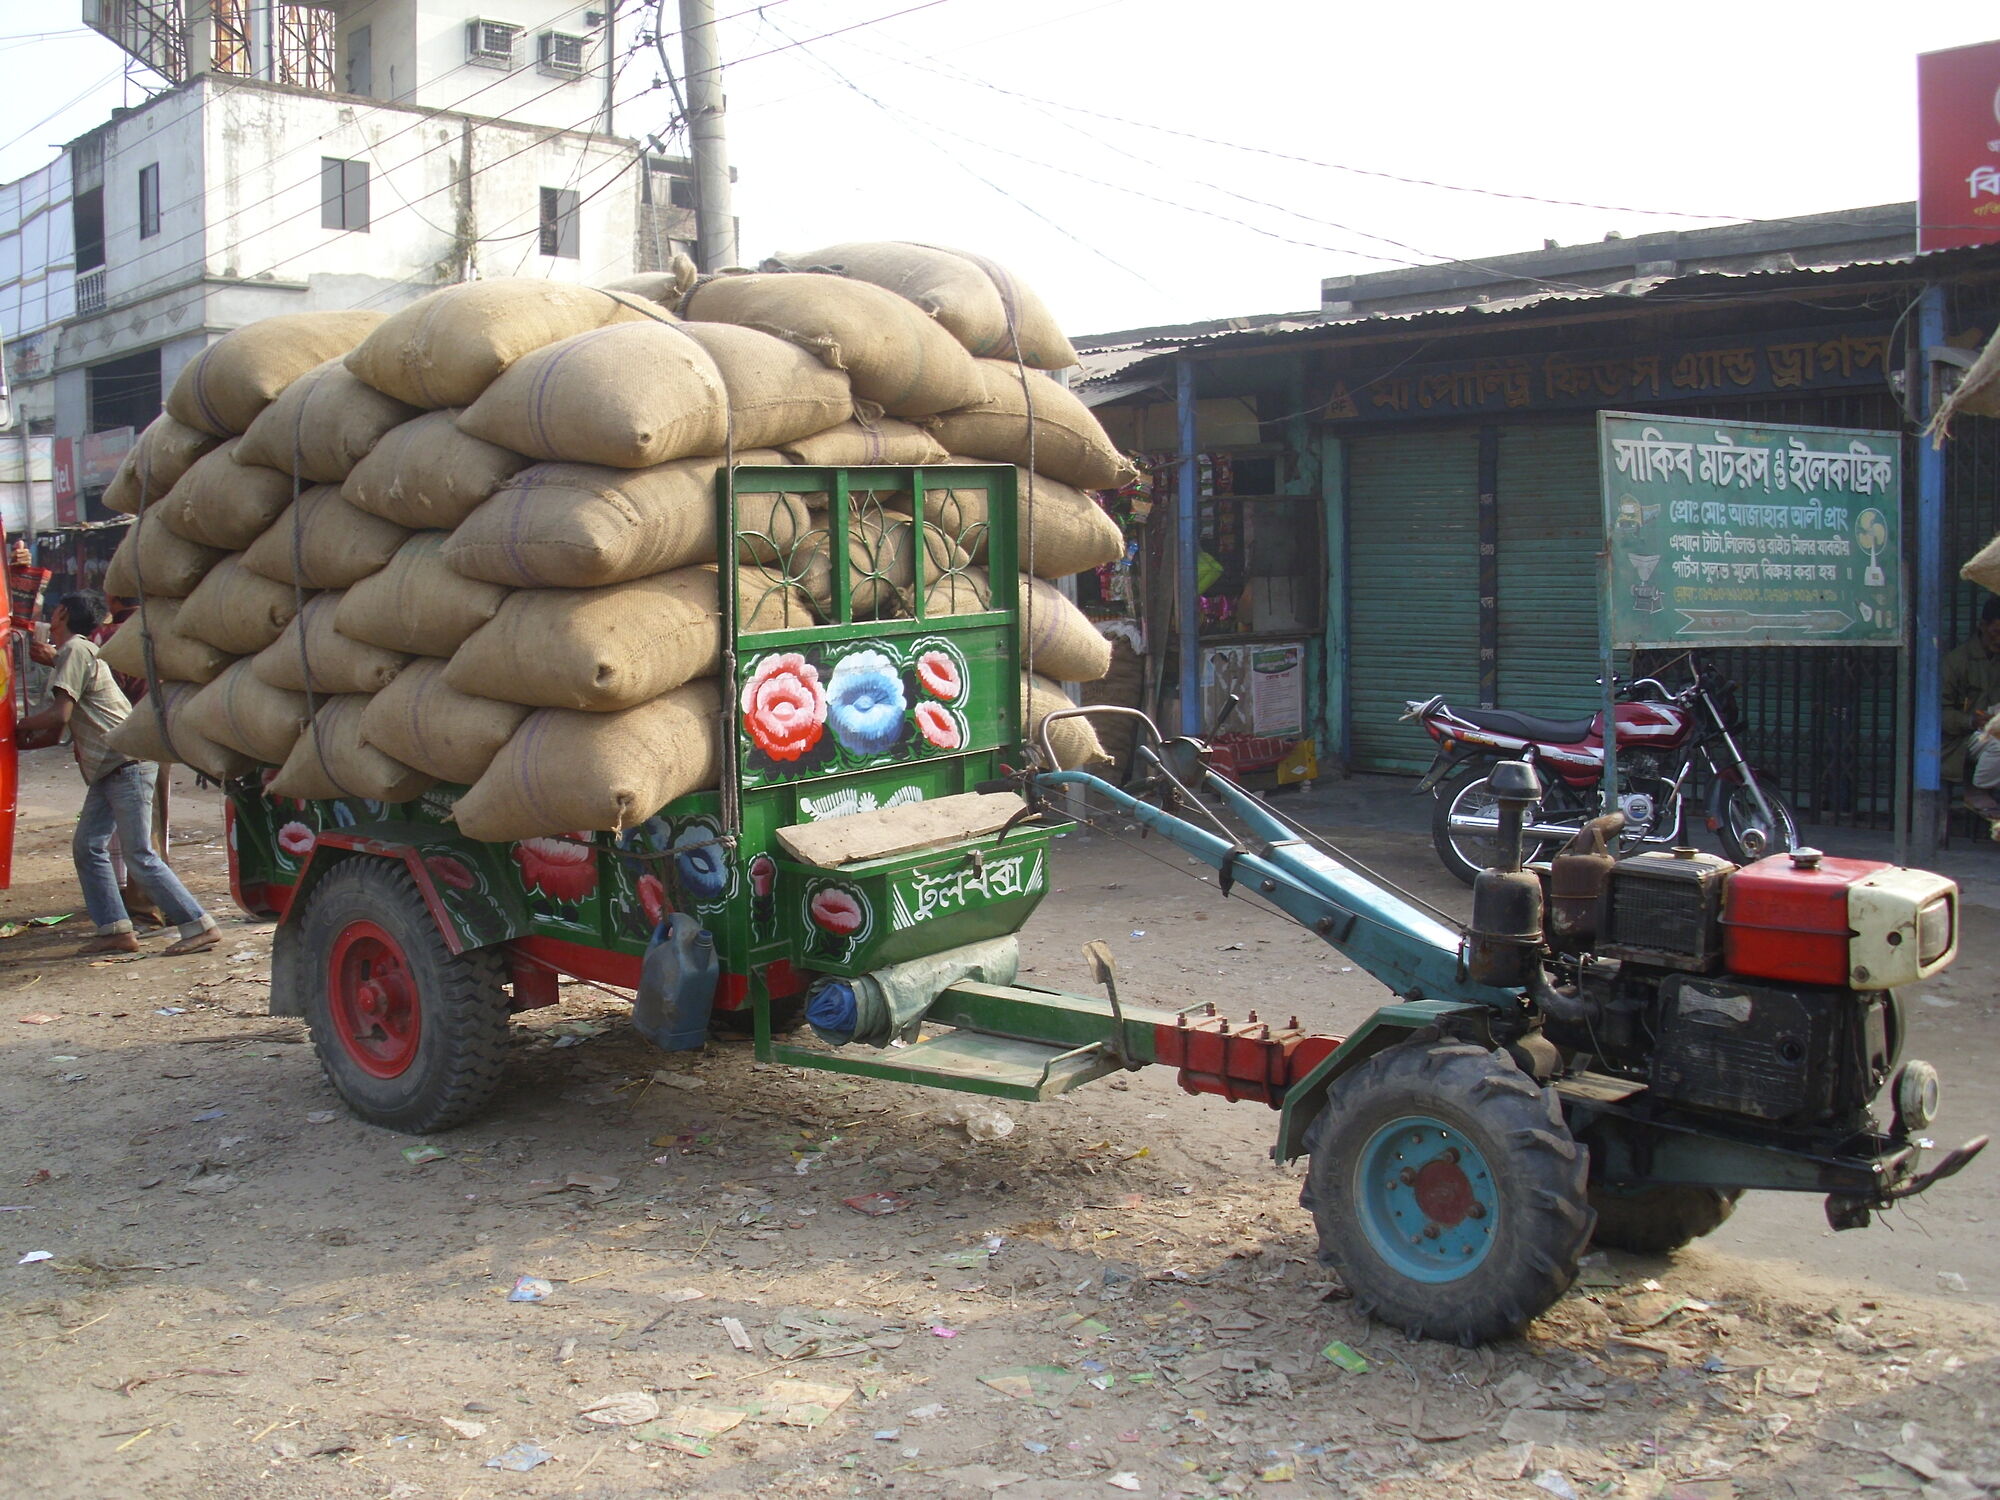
[327,920,421,1078]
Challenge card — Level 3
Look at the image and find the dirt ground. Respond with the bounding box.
[2,752,1997,1500]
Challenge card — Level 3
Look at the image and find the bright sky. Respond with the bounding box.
[3,0,1997,337]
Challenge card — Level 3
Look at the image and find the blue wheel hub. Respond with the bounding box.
[1353,1114,1498,1281]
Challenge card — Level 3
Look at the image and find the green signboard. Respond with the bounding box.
[1598,411,1902,649]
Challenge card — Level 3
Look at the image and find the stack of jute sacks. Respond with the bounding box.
[95,243,1133,842]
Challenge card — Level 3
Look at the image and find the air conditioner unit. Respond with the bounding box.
[466,19,520,69]
[538,30,587,77]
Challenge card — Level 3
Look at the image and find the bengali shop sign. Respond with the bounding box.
[1917,38,2000,253]
[1598,413,1901,650]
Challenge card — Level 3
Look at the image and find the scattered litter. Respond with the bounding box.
[874,1429,900,1441]
[30,914,73,927]
[964,1109,1016,1143]
[1218,942,1245,951]
[1533,1472,1579,1500]
[721,1317,754,1351]
[438,1417,485,1440]
[650,1070,704,1092]
[154,1007,186,1017]
[1937,1271,1969,1293]
[929,1324,959,1338]
[18,1014,58,1026]
[658,1404,745,1438]
[908,1402,947,1420]
[579,1390,659,1426]
[1321,1341,1368,1373]
[982,1365,1085,1410]
[844,1192,908,1216]
[16,1251,53,1265]
[567,1171,620,1193]
[305,1111,337,1125]
[663,1287,706,1303]
[1129,931,1145,939]
[770,1378,853,1428]
[1107,1474,1142,1492]
[484,1442,553,1472]
[401,1144,447,1165]
[508,1276,554,1303]
[1258,1463,1295,1482]
[1473,1444,1535,1483]
[1764,1365,1824,1399]
[192,1108,228,1123]
[1501,1408,1568,1444]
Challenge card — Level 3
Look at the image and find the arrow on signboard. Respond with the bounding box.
[1676,609,1856,635]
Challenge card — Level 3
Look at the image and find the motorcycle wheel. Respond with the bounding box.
[1430,765,1586,886]
[1718,780,1799,865]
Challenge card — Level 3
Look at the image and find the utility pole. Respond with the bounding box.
[679,0,737,271]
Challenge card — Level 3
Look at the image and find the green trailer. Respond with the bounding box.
[228,463,1984,1345]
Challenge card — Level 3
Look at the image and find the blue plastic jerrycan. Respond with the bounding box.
[631,912,720,1051]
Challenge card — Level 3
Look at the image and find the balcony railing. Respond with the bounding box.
[75,267,106,316]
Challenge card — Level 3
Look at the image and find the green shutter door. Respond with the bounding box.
[1346,431,1481,772]
[1497,424,1602,718]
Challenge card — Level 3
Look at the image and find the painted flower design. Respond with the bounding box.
[914,701,962,750]
[916,649,962,702]
[426,854,476,891]
[748,853,777,898]
[810,887,865,936]
[673,825,730,902]
[637,872,668,927]
[277,821,316,859]
[513,835,598,903]
[741,652,827,762]
[826,650,907,756]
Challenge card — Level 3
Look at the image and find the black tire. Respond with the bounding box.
[1301,1041,1595,1345]
[300,858,511,1134]
[1717,780,1799,865]
[1588,1185,1742,1254]
[1430,766,1585,887]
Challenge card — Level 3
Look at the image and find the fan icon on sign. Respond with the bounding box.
[1856,508,1889,587]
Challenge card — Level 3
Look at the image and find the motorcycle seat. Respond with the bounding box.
[1454,706,1595,743]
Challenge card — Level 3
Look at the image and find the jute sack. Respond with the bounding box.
[104,510,225,599]
[598,267,695,307]
[175,556,301,656]
[233,357,419,482]
[772,242,1076,369]
[778,417,948,467]
[447,566,809,711]
[791,514,966,618]
[925,360,1135,491]
[1021,574,1113,682]
[269,694,433,804]
[106,681,255,779]
[104,414,219,515]
[1024,674,1111,771]
[335,533,507,657]
[183,658,311,766]
[456,321,730,469]
[346,279,657,409]
[254,592,411,695]
[673,322,853,449]
[341,409,529,530]
[241,484,410,589]
[678,272,985,417]
[99,598,233,685]
[451,679,722,842]
[1962,532,2000,594]
[442,452,802,588]
[167,310,386,437]
[152,439,295,550]
[359,659,529,786]
[896,464,1124,578]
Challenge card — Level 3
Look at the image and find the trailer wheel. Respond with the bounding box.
[301,859,511,1134]
[1588,1185,1741,1254]
[1301,1041,1594,1345]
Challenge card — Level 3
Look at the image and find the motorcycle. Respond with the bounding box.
[1403,653,1800,885]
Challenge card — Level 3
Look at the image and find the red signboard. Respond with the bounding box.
[1919,39,2000,252]
[50,438,77,526]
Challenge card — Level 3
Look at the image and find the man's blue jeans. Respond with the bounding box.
[73,761,215,940]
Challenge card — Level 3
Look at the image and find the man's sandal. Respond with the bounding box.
[162,931,222,957]
[76,933,140,957]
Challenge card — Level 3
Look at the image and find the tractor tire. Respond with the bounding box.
[1301,1041,1595,1345]
[1588,1185,1742,1255]
[301,858,512,1134]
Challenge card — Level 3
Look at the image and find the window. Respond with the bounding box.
[539,187,579,259]
[320,157,370,232]
[346,24,372,94]
[538,30,586,76]
[138,164,160,239]
[466,18,519,68]
[73,187,105,271]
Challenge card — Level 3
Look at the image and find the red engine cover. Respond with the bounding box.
[1721,852,1890,986]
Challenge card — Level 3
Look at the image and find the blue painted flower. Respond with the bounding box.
[826,650,907,756]
[618,816,671,856]
[672,824,730,901]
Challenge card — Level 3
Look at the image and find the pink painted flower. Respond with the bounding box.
[426,854,476,891]
[277,821,316,859]
[513,835,598,903]
[916,649,962,702]
[741,652,827,762]
[914,701,961,750]
[637,873,668,927]
[809,887,865,936]
[748,853,777,898]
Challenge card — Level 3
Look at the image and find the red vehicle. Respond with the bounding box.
[1405,653,1799,883]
